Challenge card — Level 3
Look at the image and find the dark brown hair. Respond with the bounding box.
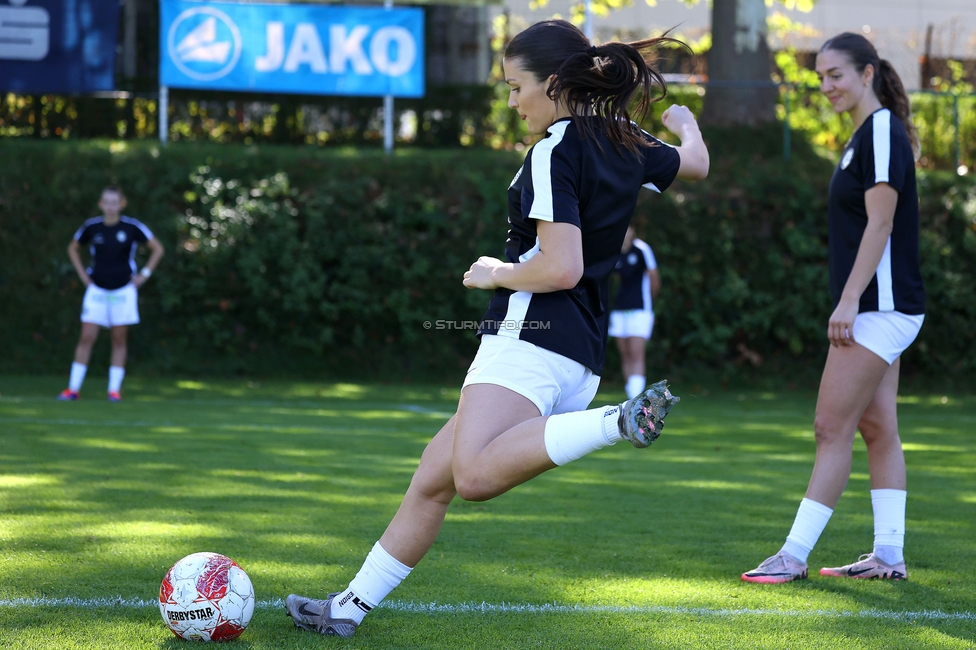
[504,20,683,154]
[820,32,919,154]
[102,184,126,199]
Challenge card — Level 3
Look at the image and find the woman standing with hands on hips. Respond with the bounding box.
[742,33,925,584]
[285,19,709,637]
[58,185,164,402]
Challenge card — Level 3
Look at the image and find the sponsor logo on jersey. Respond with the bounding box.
[841,148,854,170]
[509,166,523,189]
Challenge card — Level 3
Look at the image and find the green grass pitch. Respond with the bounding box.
[0,376,974,649]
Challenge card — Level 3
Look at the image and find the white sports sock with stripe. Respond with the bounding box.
[331,542,412,624]
[543,405,623,466]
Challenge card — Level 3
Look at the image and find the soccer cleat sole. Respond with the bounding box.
[741,569,808,584]
[618,380,680,448]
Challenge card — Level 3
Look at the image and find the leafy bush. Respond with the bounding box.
[0,137,973,383]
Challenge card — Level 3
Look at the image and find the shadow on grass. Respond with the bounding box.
[1,379,974,646]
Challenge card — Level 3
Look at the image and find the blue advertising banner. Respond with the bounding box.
[160,0,424,98]
[0,0,120,94]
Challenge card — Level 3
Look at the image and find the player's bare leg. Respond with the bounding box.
[743,343,890,583]
[451,384,552,502]
[859,358,905,491]
[59,322,100,400]
[619,336,647,398]
[806,343,890,507]
[820,356,908,579]
[74,322,100,365]
[110,325,128,368]
[108,326,128,401]
[379,416,461,566]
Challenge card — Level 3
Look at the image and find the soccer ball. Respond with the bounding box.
[159,552,255,641]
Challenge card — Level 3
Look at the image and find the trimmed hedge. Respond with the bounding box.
[0,135,973,382]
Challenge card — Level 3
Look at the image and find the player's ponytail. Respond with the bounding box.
[820,32,919,156]
[505,20,683,154]
[875,59,919,155]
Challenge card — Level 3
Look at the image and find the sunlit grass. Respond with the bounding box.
[0,376,973,649]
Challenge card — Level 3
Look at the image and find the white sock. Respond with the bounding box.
[68,363,87,392]
[871,488,906,564]
[625,375,646,399]
[781,498,834,563]
[108,366,126,393]
[543,404,623,466]
[331,542,412,625]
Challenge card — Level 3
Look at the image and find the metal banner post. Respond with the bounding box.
[159,84,169,144]
[384,0,394,154]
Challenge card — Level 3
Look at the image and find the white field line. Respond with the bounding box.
[0,597,973,621]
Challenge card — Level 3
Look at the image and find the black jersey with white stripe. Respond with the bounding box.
[478,117,680,374]
[613,238,657,312]
[828,109,925,315]
[74,216,154,290]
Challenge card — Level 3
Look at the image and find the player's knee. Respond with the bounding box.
[859,414,897,447]
[813,413,850,447]
[408,462,456,505]
[452,465,495,502]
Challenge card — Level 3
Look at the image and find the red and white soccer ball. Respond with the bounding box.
[159,552,255,641]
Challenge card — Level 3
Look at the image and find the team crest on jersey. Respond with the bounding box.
[841,148,854,170]
[628,253,638,265]
[509,166,523,189]
[116,231,127,242]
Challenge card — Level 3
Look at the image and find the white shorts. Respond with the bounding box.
[608,309,654,340]
[462,335,601,416]
[852,311,924,365]
[81,283,140,327]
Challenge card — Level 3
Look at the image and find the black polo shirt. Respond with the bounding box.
[613,238,657,312]
[828,109,925,314]
[74,216,154,290]
[479,117,680,374]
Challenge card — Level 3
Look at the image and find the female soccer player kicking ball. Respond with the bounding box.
[742,33,925,584]
[285,19,709,636]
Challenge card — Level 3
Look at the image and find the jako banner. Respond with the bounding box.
[160,0,424,98]
[0,0,120,94]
